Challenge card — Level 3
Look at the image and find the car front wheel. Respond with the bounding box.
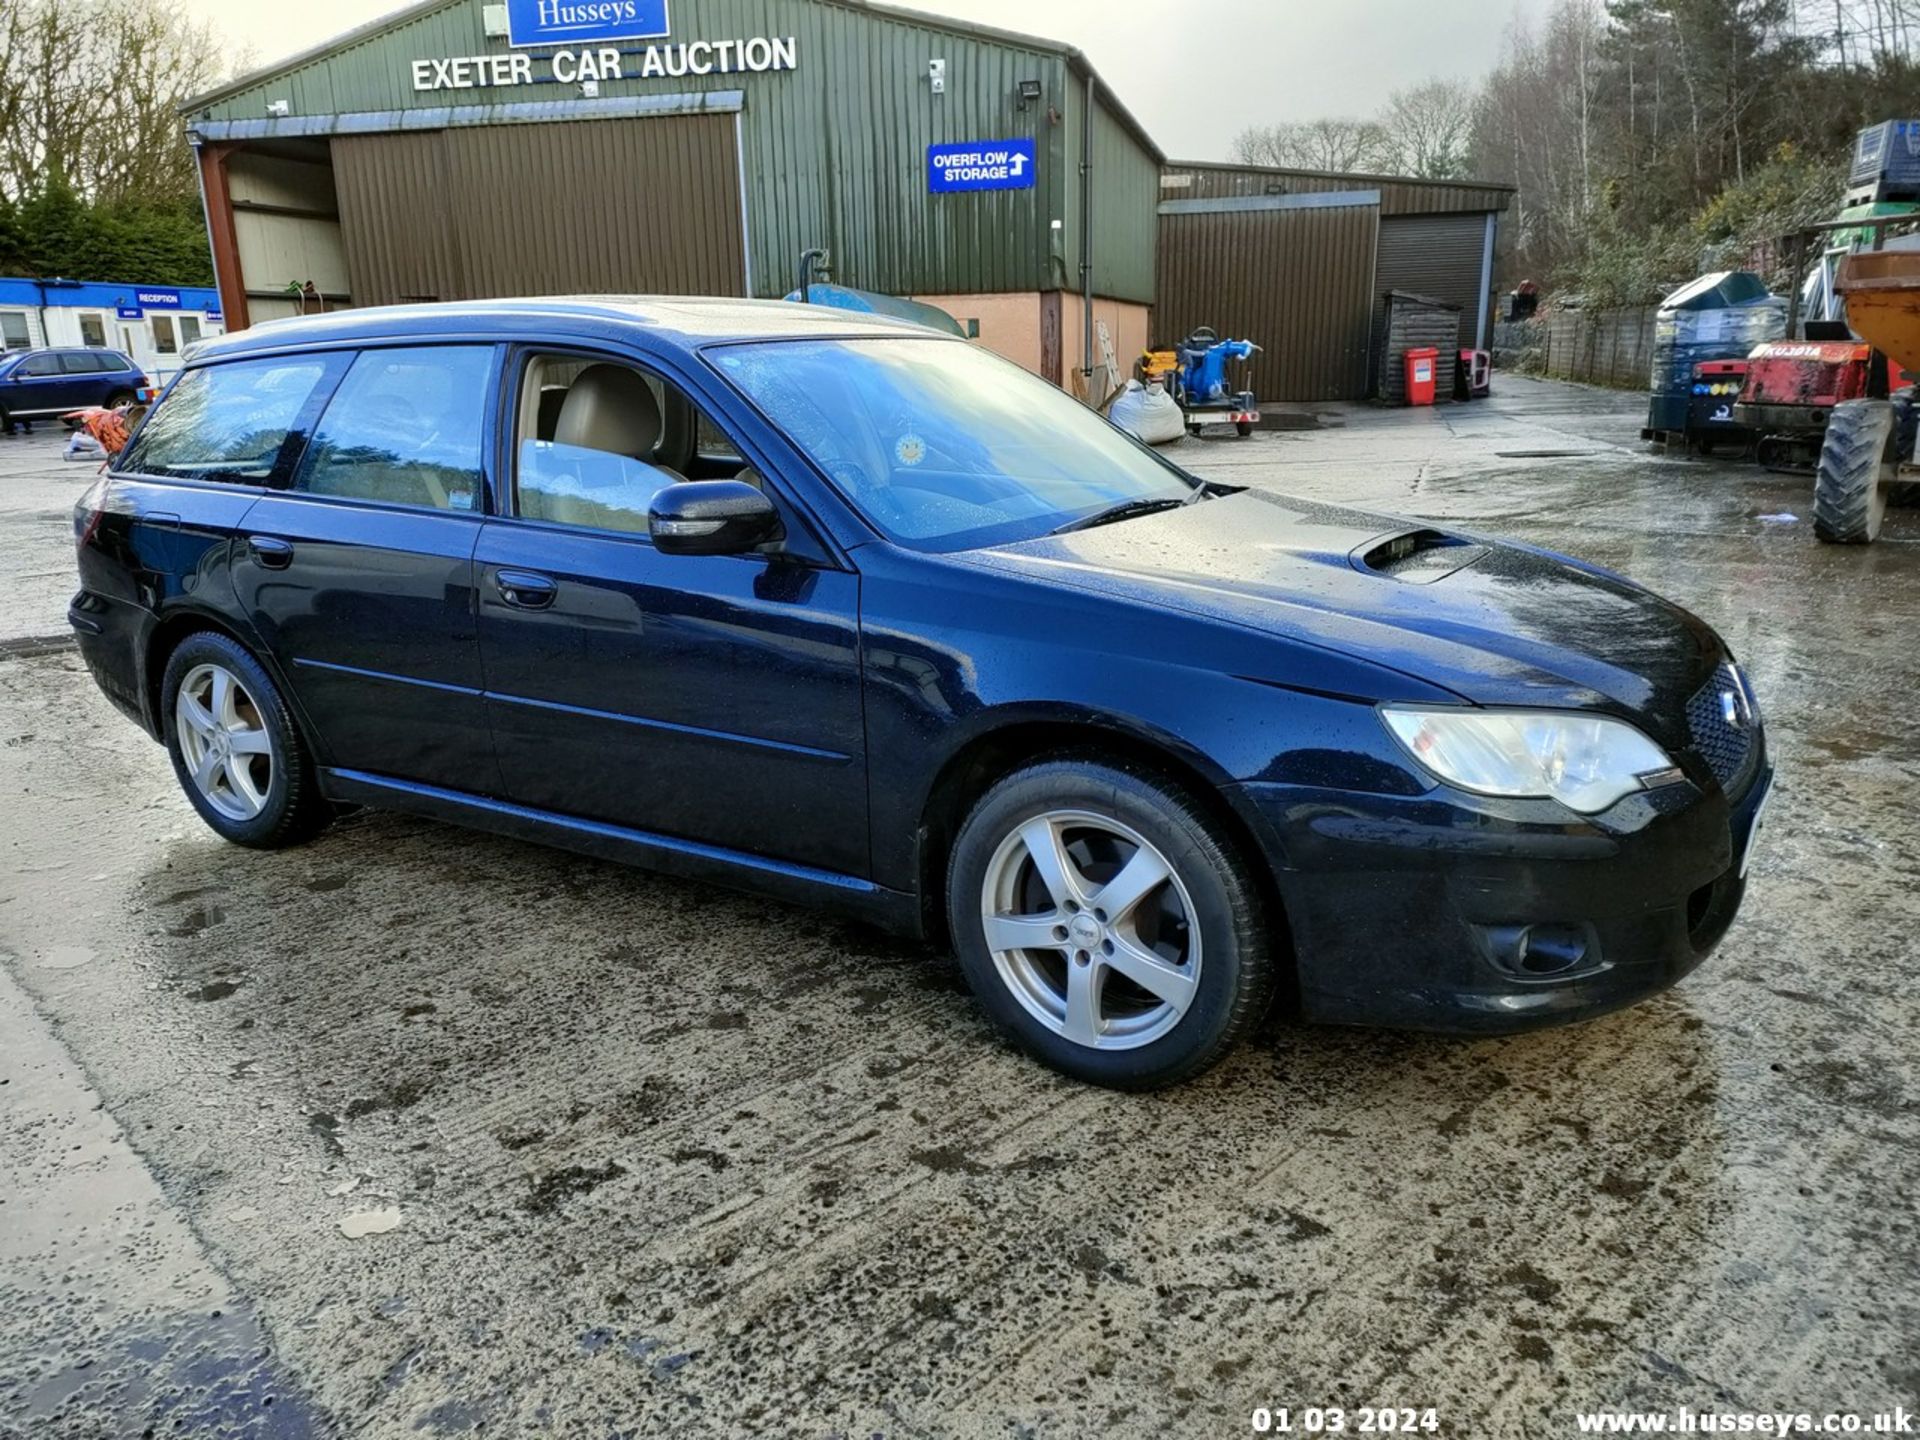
[946,759,1273,1089]
[161,632,329,848]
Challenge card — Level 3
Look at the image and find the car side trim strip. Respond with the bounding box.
[484,689,852,762]
[292,656,849,761]
[324,767,880,894]
[292,656,482,696]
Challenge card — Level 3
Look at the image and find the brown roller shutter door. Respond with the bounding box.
[1155,197,1380,403]
[1374,214,1490,351]
[333,115,748,306]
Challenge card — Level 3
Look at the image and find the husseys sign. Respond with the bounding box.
[410,0,798,91]
[506,0,669,46]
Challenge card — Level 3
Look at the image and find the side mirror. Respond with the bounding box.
[649,479,784,556]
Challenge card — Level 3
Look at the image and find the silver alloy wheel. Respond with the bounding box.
[174,662,274,822]
[980,809,1202,1051]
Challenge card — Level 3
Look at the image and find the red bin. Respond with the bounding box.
[1404,347,1439,406]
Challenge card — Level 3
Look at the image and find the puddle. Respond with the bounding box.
[10,1302,327,1438]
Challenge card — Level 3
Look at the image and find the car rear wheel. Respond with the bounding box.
[946,759,1272,1089]
[1814,397,1894,543]
[105,389,135,409]
[161,632,329,848]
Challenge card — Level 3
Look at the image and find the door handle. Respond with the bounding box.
[247,536,294,569]
[495,569,558,610]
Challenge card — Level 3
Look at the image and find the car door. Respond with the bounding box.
[473,345,869,878]
[231,343,504,794]
[9,351,79,417]
[61,349,114,405]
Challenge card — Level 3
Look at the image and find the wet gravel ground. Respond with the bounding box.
[1,377,1916,1437]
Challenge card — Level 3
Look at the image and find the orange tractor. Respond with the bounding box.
[1730,218,1920,544]
[1803,249,1920,542]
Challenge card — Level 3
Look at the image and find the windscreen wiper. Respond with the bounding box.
[1052,492,1199,535]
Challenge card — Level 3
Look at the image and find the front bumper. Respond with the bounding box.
[1235,763,1773,1035]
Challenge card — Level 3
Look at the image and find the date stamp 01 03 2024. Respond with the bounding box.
[1249,1408,1442,1434]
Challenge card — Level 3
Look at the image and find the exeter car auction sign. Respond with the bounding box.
[411,36,797,90]
[928,139,1038,193]
[411,0,798,91]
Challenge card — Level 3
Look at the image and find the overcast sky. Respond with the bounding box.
[183,0,1551,160]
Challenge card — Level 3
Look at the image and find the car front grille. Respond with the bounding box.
[1685,661,1760,795]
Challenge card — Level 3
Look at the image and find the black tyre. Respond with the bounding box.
[160,631,329,848]
[946,758,1273,1089]
[1889,387,1920,509]
[105,389,135,409]
[1235,420,1253,438]
[0,404,10,435]
[1813,397,1893,543]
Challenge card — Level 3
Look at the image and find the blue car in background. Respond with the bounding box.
[0,347,150,432]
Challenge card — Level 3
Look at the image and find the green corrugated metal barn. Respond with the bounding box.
[182,0,1163,387]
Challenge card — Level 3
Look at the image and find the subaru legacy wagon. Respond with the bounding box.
[70,299,1771,1088]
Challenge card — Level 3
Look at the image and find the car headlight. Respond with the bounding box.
[1380,707,1680,813]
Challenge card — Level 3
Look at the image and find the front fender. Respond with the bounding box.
[857,547,1440,895]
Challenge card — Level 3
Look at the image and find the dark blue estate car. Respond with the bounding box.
[0,347,149,429]
[70,299,1771,1088]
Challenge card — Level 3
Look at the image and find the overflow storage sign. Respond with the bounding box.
[928,139,1037,193]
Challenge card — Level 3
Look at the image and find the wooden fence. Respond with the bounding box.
[1493,306,1658,390]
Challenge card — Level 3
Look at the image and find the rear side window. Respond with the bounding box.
[60,352,104,374]
[120,356,333,483]
[292,346,493,512]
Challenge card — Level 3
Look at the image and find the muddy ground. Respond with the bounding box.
[1,377,1915,1438]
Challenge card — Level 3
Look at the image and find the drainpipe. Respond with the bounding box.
[1080,69,1095,390]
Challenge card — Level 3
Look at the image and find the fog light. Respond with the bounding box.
[1517,925,1589,976]
[1483,923,1594,978]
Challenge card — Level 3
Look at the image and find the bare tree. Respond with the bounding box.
[0,0,226,206]
[1379,78,1477,178]
[1230,117,1390,173]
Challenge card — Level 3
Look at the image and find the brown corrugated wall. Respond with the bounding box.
[1154,198,1379,402]
[332,116,747,305]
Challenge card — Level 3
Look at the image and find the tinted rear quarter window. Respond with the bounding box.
[293,346,493,511]
[120,356,335,484]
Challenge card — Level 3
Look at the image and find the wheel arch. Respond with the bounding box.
[914,710,1294,975]
[143,607,314,755]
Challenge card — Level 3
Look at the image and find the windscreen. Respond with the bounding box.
[713,337,1193,551]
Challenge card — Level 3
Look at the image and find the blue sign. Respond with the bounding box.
[928,139,1037,193]
[134,288,182,310]
[505,0,670,47]
[116,302,143,319]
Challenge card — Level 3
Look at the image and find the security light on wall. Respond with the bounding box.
[1017,79,1042,109]
[481,4,509,37]
[266,99,290,117]
[928,58,946,94]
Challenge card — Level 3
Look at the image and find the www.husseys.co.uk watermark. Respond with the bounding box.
[1575,1408,1914,1434]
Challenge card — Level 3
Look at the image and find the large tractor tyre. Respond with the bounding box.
[1813,398,1894,544]
[1889,387,1920,509]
